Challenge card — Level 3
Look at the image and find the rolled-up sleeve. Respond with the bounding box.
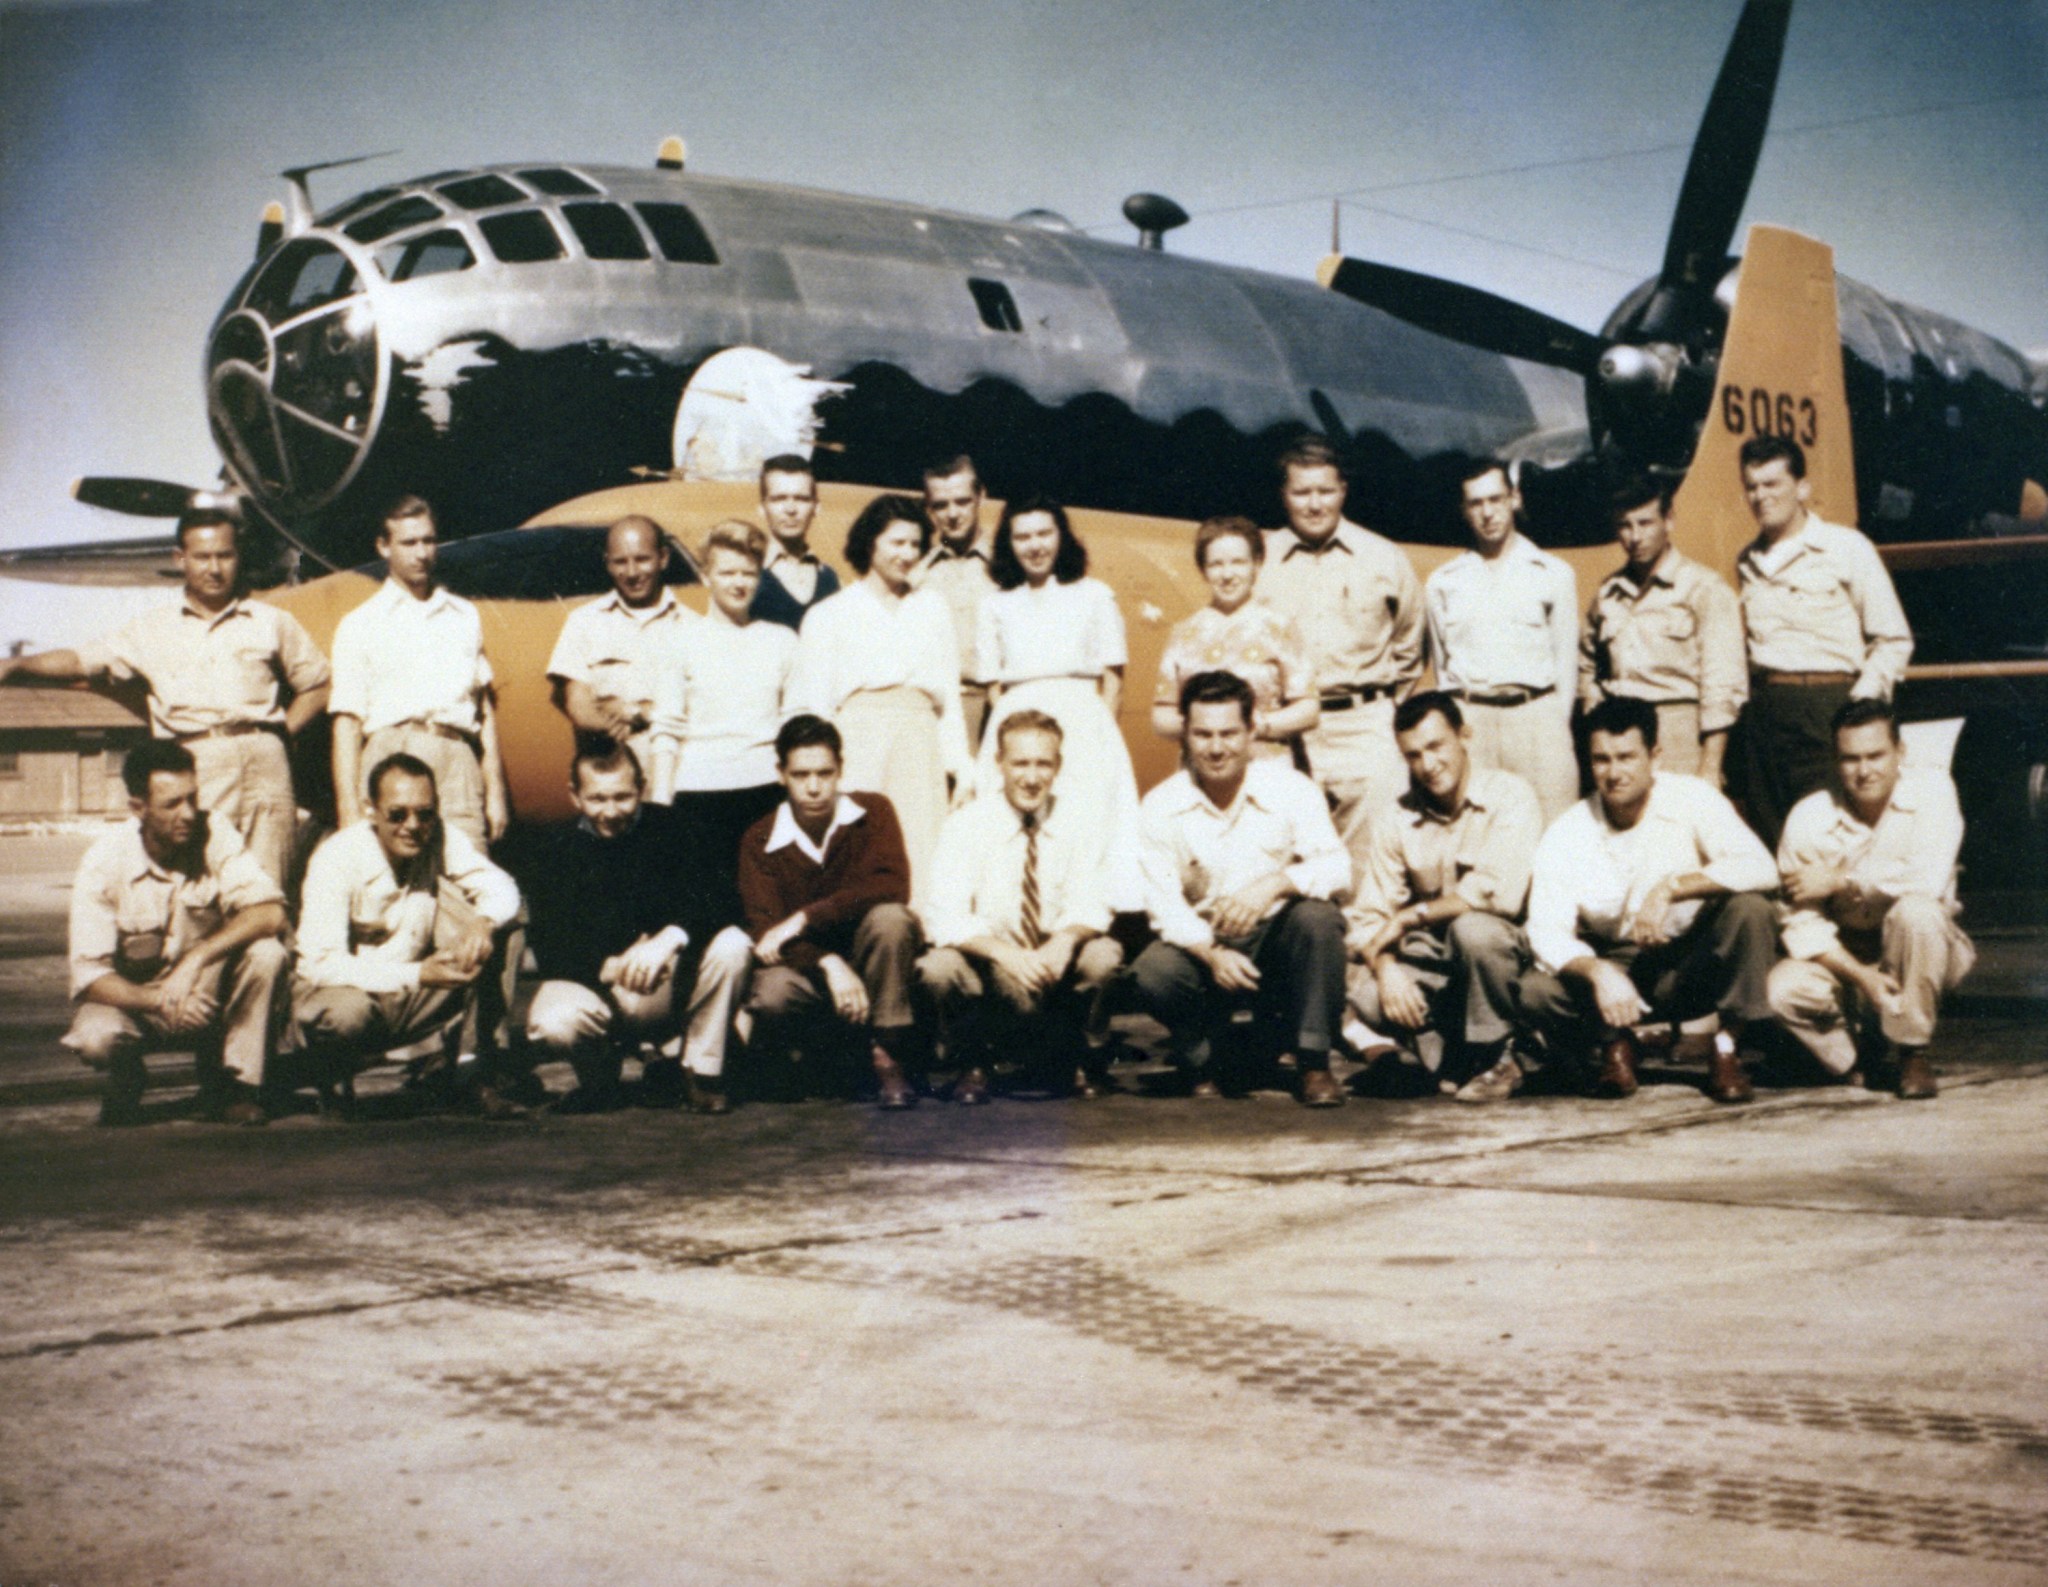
[274,608,332,695]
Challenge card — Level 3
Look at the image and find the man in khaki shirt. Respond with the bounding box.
[1733,434,1912,842]
[1426,460,1582,824]
[545,515,694,800]
[1345,692,1542,1098]
[330,494,510,848]
[1,511,330,884]
[1768,700,1971,1099]
[913,452,998,749]
[63,741,289,1127]
[1255,436,1424,835]
[1579,476,1746,784]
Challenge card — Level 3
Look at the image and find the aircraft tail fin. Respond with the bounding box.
[1669,224,1856,578]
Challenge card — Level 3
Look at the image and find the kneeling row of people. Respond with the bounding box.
[67,667,1968,1124]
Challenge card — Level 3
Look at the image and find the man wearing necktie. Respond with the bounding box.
[916,710,1124,1102]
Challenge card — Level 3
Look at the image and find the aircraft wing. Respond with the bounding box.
[0,534,182,587]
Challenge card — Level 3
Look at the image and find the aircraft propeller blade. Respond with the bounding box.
[1318,255,1602,375]
[71,477,212,517]
[1658,0,1792,295]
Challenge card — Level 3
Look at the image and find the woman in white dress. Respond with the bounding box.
[974,496,1141,904]
[654,520,797,910]
[787,493,971,897]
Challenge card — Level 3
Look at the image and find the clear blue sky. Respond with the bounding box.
[1,0,2043,636]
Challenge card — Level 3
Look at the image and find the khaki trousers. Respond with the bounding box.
[363,725,486,848]
[63,938,289,1089]
[1303,696,1407,840]
[1767,897,1975,1072]
[190,732,297,885]
[526,926,753,1078]
[1462,696,1579,826]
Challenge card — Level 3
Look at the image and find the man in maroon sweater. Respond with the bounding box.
[738,714,924,1108]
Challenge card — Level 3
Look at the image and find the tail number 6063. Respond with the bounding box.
[1722,386,1818,447]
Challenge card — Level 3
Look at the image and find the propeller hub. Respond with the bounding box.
[1597,341,1681,399]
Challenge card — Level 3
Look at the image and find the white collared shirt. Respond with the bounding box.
[1139,758,1351,950]
[1777,766,1964,959]
[1426,532,1579,696]
[921,793,1110,949]
[295,820,522,994]
[764,794,867,867]
[787,581,972,782]
[1526,774,1779,973]
[545,588,694,736]
[329,580,492,736]
[974,576,1126,686]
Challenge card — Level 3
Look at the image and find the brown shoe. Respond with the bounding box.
[1453,1055,1523,1104]
[1704,1043,1755,1104]
[1071,1067,1103,1101]
[953,1066,991,1106]
[686,1073,730,1115]
[1299,1068,1345,1108]
[1592,1034,1639,1098]
[873,1049,917,1110]
[1895,1049,1938,1100]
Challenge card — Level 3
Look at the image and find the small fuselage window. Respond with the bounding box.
[478,210,568,264]
[562,202,651,261]
[968,277,1023,333]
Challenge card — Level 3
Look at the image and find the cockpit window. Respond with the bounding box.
[246,239,361,321]
[520,167,601,197]
[343,195,444,244]
[635,202,719,265]
[376,228,476,282]
[437,173,528,210]
[562,202,650,261]
[319,186,402,228]
[478,210,567,264]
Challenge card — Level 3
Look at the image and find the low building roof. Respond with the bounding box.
[0,687,148,733]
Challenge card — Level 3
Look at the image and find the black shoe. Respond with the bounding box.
[97,1096,145,1128]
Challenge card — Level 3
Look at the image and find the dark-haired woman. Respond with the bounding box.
[788,493,970,897]
[973,497,1140,904]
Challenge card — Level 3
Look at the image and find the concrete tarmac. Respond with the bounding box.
[3,831,2046,1586]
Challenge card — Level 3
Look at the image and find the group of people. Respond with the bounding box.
[4,428,1969,1124]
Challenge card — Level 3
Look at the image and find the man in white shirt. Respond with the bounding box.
[1131,670,1351,1105]
[1425,460,1581,823]
[330,495,510,847]
[545,515,694,800]
[292,752,526,1117]
[750,455,841,630]
[1517,697,1780,1104]
[917,710,1123,1102]
[914,453,998,748]
[63,741,289,1127]
[1768,700,1972,1099]
[1734,433,1913,843]
[1344,692,1542,1101]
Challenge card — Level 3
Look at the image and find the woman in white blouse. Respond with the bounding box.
[787,493,971,896]
[654,520,797,907]
[974,497,1141,903]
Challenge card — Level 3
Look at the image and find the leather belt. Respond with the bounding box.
[1319,683,1399,712]
[1754,670,1855,687]
[176,721,282,743]
[1456,685,1555,707]
[396,719,483,752]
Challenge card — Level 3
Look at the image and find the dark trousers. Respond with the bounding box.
[1130,898,1345,1073]
[1516,893,1777,1078]
[1739,676,1852,845]
[671,782,784,919]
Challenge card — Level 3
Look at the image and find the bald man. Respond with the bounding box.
[546,515,698,801]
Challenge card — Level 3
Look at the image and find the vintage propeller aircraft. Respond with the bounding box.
[3,0,2045,834]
